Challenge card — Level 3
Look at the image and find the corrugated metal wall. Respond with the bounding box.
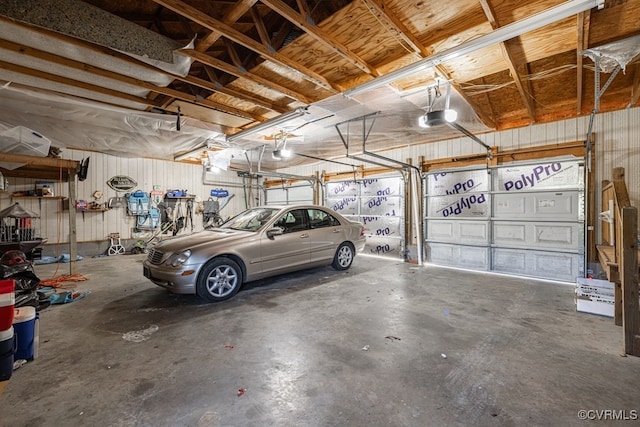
[0,150,248,245]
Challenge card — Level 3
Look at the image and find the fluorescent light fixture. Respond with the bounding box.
[343,0,603,98]
[418,109,457,128]
[227,107,308,143]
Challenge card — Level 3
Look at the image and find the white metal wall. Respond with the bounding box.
[0,150,248,245]
[325,175,404,259]
[425,159,584,282]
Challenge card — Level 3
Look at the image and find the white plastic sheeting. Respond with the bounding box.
[0,83,225,160]
[582,34,640,73]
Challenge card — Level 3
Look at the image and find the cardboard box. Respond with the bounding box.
[575,278,614,317]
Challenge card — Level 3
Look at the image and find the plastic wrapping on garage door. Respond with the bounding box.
[265,184,314,205]
[425,159,584,282]
[325,175,405,259]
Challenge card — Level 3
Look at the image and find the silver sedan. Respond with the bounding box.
[143,204,366,302]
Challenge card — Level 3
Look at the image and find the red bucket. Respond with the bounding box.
[0,279,16,330]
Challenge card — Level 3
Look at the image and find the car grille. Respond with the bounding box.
[147,248,164,264]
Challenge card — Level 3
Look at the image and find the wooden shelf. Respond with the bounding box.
[11,195,67,200]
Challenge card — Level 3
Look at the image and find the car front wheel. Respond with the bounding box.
[332,243,355,270]
[196,257,243,302]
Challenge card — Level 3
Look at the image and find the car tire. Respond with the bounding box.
[196,257,243,302]
[332,242,355,270]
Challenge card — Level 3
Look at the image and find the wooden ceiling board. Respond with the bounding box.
[315,0,411,67]
[588,0,640,46]
[444,45,510,82]
[515,19,579,63]
[274,34,363,83]
[227,78,301,105]
[393,0,484,37]
[487,0,567,26]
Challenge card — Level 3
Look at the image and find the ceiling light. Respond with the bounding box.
[343,0,603,98]
[418,109,457,128]
[227,107,308,143]
[272,148,292,160]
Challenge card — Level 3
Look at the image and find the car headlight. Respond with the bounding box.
[166,249,191,267]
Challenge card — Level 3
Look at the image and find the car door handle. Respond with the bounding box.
[332,229,341,233]
[300,233,309,238]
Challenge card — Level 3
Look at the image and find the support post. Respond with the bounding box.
[68,170,77,275]
[621,207,640,356]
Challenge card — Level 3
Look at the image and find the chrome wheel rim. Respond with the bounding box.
[337,246,353,268]
[206,265,239,297]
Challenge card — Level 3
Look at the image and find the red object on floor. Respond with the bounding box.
[0,279,15,330]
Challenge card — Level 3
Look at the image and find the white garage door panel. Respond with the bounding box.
[492,248,582,282]
[288,185,313,203]
[427,243,490,270]
[492,221,582,251]
[360,195,402,216]
[326,175,405,261]
[493,191,580,220]
[427,220,489,244]
[427,193,490,218]
[266,188,287,204]
[327,197,358,215]
[362,215,403,238]
[365,235,403,258]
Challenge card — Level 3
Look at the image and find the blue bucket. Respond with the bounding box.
[13,307,37,361]
[0,326,14,381]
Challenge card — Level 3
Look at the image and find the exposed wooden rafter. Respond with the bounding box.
[151,0,339,91]
[577,10,591,114]
[259,0,378,76]
[479,0,535,124]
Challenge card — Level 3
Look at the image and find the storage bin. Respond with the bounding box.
[13,307,38,360]
[0,326,14,381]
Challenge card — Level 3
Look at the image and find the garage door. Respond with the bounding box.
[325,175,405,259]
[425,159,584,282]
[265,183,314,205]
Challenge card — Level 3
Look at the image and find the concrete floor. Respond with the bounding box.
[0,254,638,427]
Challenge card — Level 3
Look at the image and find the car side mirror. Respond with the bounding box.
[266,227,284,239]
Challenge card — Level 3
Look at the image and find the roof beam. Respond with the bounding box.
[479,0,535,123]
[151,0,338,91]
[577,10,591,114]
[258,0,378,76]
[183,49,316,104]
[196,0,258,51]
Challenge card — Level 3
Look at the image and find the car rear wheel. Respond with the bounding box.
[332,243,355,270]
[196,257,243,302]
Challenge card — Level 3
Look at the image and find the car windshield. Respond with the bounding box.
[219,207,279,232]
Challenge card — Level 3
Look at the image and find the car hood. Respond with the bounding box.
[154,229,254,253]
